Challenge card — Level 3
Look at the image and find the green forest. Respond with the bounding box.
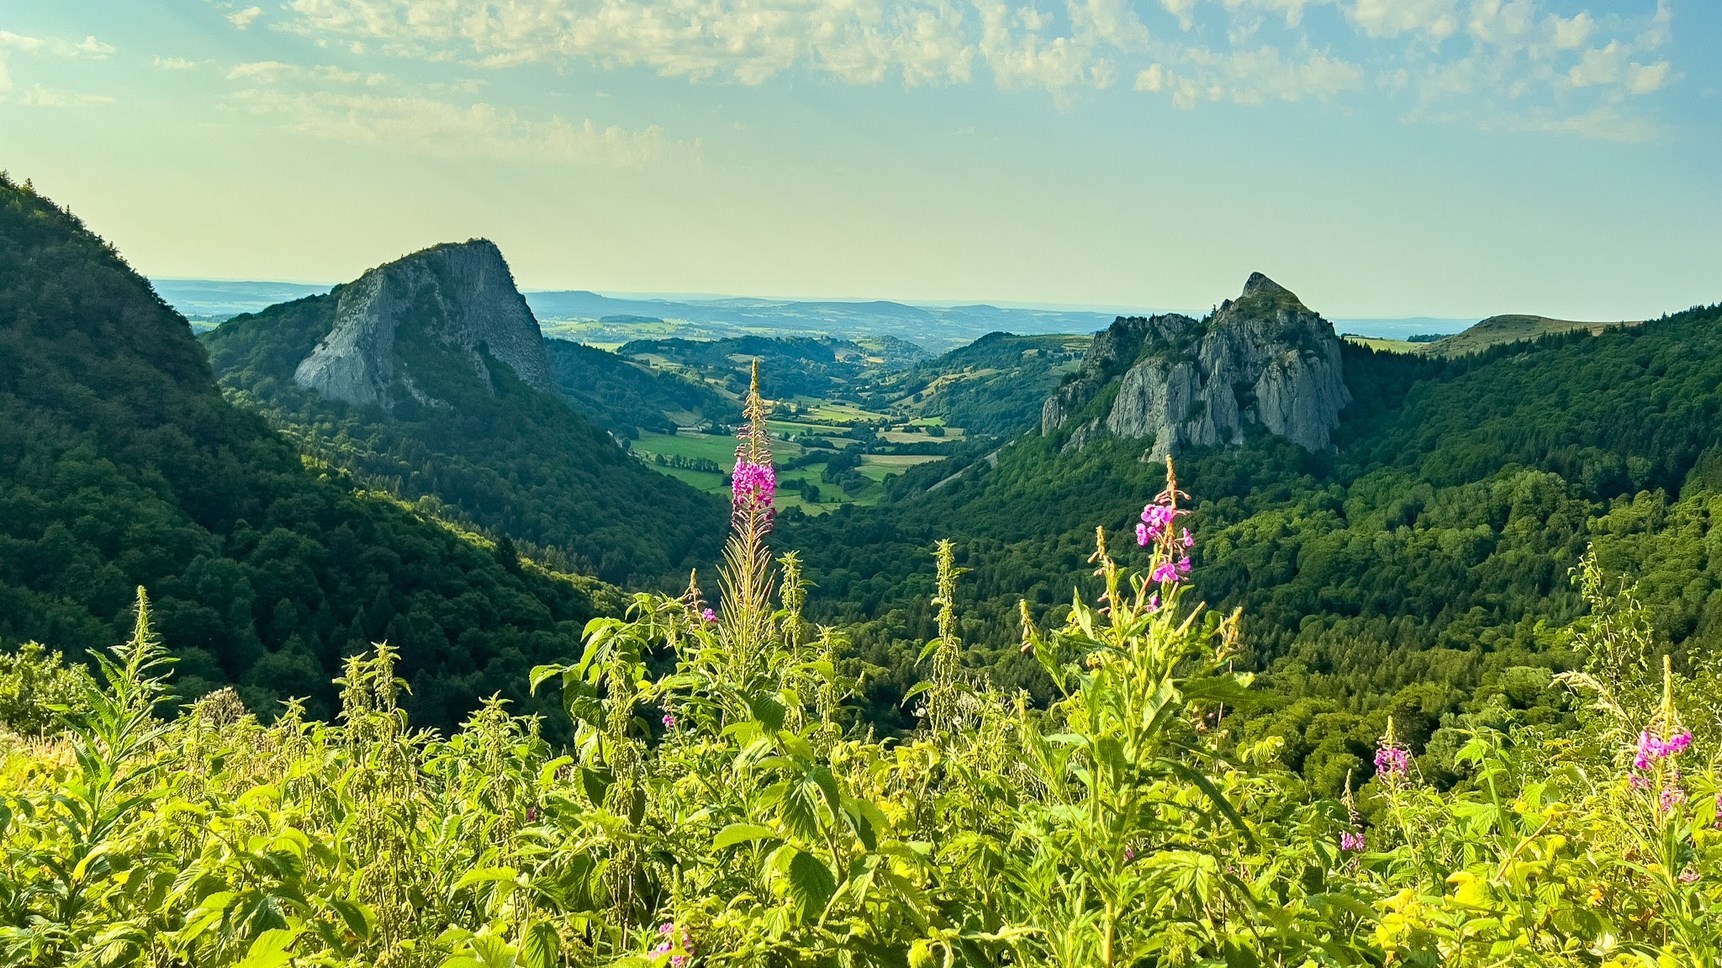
[0,176,624,730]
[5,172,1722,966]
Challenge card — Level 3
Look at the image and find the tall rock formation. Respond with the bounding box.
[1041,272,1349,457]
[294,239,553,408]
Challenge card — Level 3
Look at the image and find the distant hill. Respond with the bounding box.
[149,278,332,328]
[203,242,727,585]
[1420,314,1641,357]
[544,337,730,436]
[527,290,1119,353]
[617,334,909,399]
[862,332,1090,439]
[0,175,622,728]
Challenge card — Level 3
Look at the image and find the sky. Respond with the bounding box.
[1,0,1717,319]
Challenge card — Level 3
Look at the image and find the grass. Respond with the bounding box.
[1423,315,1642,358]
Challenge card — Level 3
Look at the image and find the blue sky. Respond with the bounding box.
[1,0,1716,318]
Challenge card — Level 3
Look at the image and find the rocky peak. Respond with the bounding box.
[1240,271,1289,300]
[1040,273,1350,458]
[294,239,553,409]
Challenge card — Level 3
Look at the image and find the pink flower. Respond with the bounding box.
[1339,830,1365,852]
[731,460,776,510]
[654,923,694,968]
[701,608,716,623]
[662,713,677,730]
[1680,868,1701,884]
[1374,744,1410,780]
[1137,502,1184,544]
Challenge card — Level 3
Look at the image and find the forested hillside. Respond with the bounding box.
[859,331,1090,439]
[202,254,727,586]
[783,304,1722,789]
[544,338,730,438]
[0,176,622,728]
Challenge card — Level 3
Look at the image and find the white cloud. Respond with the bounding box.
[227,60,387,85]
[0,29,115,58]
[1628,60,1669,95]
[1172,43,1363,105]
[1466,0,1535,48]
[1348,0,1458,40]
[14,86,116,107]
[1567,41,1622,87]
[226,87,687,167]
[1134,63,1170,92]
[265,0,1680,139]
[153,56,207,70]
[0,30,116,107]
[1161,0,1197,31]
[228,6,264,30]
[1548,11,1592,50]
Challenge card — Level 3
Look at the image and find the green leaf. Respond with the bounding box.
[235,928,300,968]
[520,921,559,968]
[452,867,519,892]
[714,822,780,850]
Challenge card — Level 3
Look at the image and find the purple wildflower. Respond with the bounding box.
[731,460,776,510]
[526,805,539,823]
[654,922,694,968]
[1661,784,1687,814]
[1374,744,1410,781]
[1340,830,1365,853]
[1637,729,1694,769]
[1137,502,1184,545]
[1680,868,1701,884]
[701,607,716,623]
[1124,846,1135,861]
[662,712,677,730]
[1150,556,1192,584]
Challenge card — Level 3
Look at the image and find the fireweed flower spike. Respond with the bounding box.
[1374,719,1411,785]
[718,360,779,672]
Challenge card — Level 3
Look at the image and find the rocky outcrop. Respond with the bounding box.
[294,240,553,408]
[1041,272,1349,458]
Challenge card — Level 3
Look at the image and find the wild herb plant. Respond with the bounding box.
[2,371,1719,966]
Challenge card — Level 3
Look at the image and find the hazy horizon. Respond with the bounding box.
[5,0,1718,321]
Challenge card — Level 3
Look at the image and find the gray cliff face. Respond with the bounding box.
[1041,272,1350,458]
[294,240,553,408]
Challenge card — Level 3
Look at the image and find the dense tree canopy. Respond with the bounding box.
[0,175,620,730]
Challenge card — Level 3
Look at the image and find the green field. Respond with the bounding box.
[630,427,940,510]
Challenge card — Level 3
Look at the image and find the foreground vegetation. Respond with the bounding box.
[4,376,1720,967]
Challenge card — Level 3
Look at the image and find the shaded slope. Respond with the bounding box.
[0,175,622,728]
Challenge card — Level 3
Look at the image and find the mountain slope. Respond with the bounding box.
[0,175,622,728]
[203,244,728,585]
[782,282,1722,787]
[545,337,731,437]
